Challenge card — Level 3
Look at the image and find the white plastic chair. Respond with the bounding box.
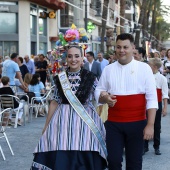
[29,85,55,120]
[0,95,25,128]
[0,108,14,160]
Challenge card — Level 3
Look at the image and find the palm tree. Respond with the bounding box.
[120,0,126,33]
[134,0,149,47]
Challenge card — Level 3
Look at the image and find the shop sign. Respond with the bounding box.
[0,6,9,12]
[87,22,96,33]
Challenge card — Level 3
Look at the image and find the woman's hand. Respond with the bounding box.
[99,91,117,107]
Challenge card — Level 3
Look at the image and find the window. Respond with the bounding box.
[0,2,17,5]
[0,42,2,56]
[39,18,47,35]
[2,41,18,57]
[31,42,37,55]
[39,42,47,54]
[60,3,74,27]
[0,13,17,33]
[39,8,47,35]
[30,15,37,35]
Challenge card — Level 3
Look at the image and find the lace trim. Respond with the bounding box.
[54,68,96,104]
[31,161,52,170]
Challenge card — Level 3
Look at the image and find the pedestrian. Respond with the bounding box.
[0,76,24,126]
[163,49,170,85]
[84,51,102,80]
[97,52,109,71]
[133,47,147,62]
[17,56,29,79]
[95,33,158,170]
[35,54,48,86]
[144,58,168,155]
[2,53,26,89]
[30,44,107,170]
[24,55,35,75]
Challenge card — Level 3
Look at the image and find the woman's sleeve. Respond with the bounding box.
[90,78,98,102]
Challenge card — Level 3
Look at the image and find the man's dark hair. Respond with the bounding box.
[10,53,18,59]
[18,57,23,63]
[160,48,166,51]
[86,51,94,58]
[135,47,146,58]
[1,76,9,85]
[116,33,134,43]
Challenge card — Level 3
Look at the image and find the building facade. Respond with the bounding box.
[0,0,65,57]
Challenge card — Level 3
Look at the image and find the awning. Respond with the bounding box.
[29,0,65,10]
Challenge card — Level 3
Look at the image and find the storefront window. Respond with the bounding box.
[0,13,17,33]
[3,41,18,57]
[39,42,47,54]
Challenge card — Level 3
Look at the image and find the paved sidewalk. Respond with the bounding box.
[0,111,170,169]
[0,117,46,170]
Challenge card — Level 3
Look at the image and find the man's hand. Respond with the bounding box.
[143,124,154,140]
[162,106,167,117]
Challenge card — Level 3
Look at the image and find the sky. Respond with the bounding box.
[162,0,170,22]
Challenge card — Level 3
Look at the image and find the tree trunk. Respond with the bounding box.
[101,0,109,52]
[120,0,126,33]
[150,0,157,48]
[134,0,148,47]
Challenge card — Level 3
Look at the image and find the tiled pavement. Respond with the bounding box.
[0,109,170,170]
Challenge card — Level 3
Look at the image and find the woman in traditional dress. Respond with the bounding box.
[31,45,107,170]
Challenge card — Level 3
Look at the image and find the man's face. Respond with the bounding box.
[86,53,93,62]
[160,50,166,57]
[133,49,142,61]
[24,56,29,63]
[13,56,19,63]
[97,53,103,61]
[116,39,134,65]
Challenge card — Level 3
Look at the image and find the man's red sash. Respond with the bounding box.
[156,89,162,102]
[108,94,146,122]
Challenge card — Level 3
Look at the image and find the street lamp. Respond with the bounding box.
[85,0,87,31]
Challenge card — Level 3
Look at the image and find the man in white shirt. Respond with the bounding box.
[95,33,157,170]
[160,48,167,61]
[97,52,109,71]
[83,51,101,80]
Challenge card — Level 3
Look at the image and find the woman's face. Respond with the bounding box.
[66,47,83,72]
[167,50,170,58]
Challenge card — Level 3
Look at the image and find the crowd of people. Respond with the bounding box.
[0,53,51,125]
[0,33,169,170]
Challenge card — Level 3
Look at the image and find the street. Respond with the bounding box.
[0,108,170,170]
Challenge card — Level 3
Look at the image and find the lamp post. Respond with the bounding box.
[85,0,87,31]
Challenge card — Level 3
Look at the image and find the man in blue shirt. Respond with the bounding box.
[2,53,26,88]
[97,52,109,71]
[24,55,35,74]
